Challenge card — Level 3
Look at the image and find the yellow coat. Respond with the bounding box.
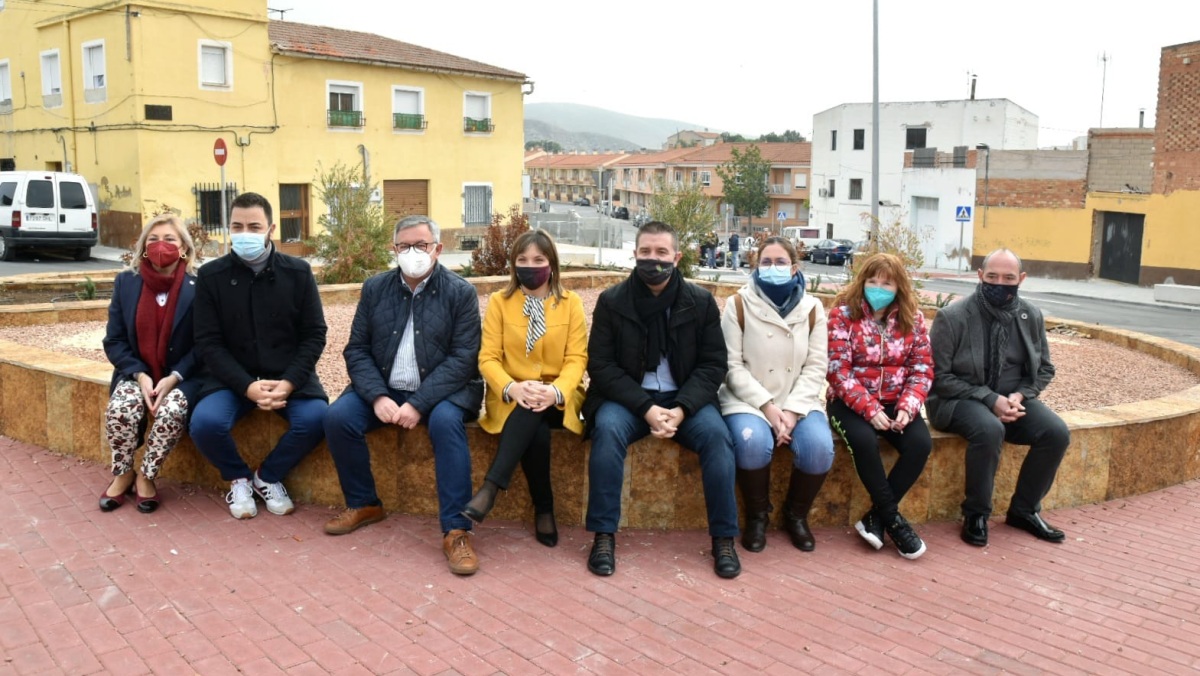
[478,288,588,435]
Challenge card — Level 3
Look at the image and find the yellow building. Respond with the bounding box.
[0,0,528,252]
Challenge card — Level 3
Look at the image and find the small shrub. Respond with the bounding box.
[935,292,956,308]
[807,274,822,294]
[75,276,97,301]
[307,161,393,285]
[458,260,475,278]
[470,205,530,277]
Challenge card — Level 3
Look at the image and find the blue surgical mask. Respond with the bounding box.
[230,232,268,260]
[757,265,793,286]
[864,286,896,311]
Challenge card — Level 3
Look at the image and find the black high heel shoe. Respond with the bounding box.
[461,481,499,525]
[136,477,160,514]
[535,512,558,548]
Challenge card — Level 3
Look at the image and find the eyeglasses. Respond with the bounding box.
[393,241,436,254]
[758,258,792,268]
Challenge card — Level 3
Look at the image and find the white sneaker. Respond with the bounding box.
[253,472,295,516]
[226,478,257,519]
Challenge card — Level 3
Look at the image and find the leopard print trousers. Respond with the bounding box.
[105,379,189,480]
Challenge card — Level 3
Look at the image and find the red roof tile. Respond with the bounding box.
[525,153,628,168]
[268,21,526,81]
[675,142,811,164]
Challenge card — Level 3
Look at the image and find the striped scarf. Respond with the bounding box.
[523,294,546,355]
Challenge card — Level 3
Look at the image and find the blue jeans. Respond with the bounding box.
[189,388,328,484]
[324,389,472,533]
[586,392,738,537]
[706,248,716,268]
[729,251,740,269]
[724,410,834,474]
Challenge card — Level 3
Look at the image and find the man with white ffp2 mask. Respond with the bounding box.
[322,215,485,576]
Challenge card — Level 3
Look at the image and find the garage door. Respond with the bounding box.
[383,180,429,226]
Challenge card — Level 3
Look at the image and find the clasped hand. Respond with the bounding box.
[762,402,798,446]
[138,372,180,416]
[372,397,421,428]
[246,379,294,411]
[645,405,685,438]
[509,380,556,412]
[992,392,1026,423]
[869,409,912,432]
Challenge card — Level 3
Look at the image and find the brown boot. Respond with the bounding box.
[736,466,772,552]
[782,469,827,552]
[443,529,480,576]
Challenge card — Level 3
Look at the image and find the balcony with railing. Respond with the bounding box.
[328,109,364,128]
[393,113,427,130]
[464,117,494,133]
[769,184,792,195]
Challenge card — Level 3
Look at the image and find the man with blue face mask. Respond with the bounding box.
[928,248,1071,547]
[190,192,329,521]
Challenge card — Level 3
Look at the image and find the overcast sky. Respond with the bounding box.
[282,0,1198,147]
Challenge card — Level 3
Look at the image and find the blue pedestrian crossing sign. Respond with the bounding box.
[955,206,973,222]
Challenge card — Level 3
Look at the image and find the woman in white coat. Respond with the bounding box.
[719,236,833,553]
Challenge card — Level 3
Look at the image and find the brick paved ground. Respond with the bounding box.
[1,435,1198,675]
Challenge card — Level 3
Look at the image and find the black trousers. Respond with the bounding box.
[941,397,1070,518]
[828,398,932,520]
[486,406,564,514]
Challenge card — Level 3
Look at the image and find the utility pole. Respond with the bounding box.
[1099,51,1110,127]
[870,0,880,242]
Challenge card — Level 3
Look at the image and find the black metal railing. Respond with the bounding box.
[193,182,239,233]
[393,113,427,130]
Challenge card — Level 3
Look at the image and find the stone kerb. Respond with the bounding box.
[1,271,1198,530]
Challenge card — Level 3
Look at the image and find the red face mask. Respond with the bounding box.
[145,240,182,268]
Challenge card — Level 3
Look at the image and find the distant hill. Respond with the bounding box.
[525,102,722,151]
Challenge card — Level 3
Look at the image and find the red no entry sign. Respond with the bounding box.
[214,138,228,166]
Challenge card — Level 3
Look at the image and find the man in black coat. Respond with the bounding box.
[583,221,741,579]
[322,215,484,576]
[189,192,328,521]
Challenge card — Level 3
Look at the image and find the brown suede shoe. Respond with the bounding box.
[324,505,386,535]
[443,529,479,576]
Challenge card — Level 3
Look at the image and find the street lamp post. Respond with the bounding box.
[970,143,991,272]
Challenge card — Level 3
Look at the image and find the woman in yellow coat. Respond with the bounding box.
[462,230,588,546]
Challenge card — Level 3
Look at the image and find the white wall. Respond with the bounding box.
[810,99,1038,244]
[899,167,979,270]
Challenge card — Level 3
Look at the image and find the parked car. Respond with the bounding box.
[844,239,873,265]
[0,171,99,261]
[574,197,591,207]
[612,206,629,220]
[807,238,855,266]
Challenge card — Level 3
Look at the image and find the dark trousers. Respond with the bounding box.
[486,406,564,514]
[942,397,1070,518]
[828,398,932,520]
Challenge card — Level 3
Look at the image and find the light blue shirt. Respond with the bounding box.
[640,354,678,392]
[388,277,430,391]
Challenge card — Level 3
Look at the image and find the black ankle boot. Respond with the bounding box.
[736,466,772,552]
[461,480,500,524]
[782,469,827,552]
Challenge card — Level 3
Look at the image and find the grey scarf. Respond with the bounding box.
[975,283,1020,391]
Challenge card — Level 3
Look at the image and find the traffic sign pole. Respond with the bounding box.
[214,138,229,255]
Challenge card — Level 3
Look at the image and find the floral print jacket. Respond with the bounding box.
[825,301,933,420]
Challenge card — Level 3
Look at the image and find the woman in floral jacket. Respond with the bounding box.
[826,253,933,560]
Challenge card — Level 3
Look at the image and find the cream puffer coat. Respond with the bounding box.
[718,283,828,420]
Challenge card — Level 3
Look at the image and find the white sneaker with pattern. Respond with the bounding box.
[226,478,258,519]
[253,471,295,516]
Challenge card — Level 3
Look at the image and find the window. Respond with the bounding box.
[82,41,106,99]
[327,81,363,128]
[674,170,682,182]
[194,182,239,232]
[463,183,492,225]
[40,50,62,107]
[830,130,837,151]
[849,178,863,200]
[60,181,87,209]
[392,86,425,130]
[853,129,864,150]
[0,60,11,110]
[827,223,834,238]
[906,127,927,149]
[199,41,232,89]
[827,179,835,198]
[699,171,711,186]
[27,180,54,208]
[0,181,16,206]
[794,173,807,189]
[464,92,492,132]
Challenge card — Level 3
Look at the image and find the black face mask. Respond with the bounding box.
[515,265,550,290]
[980,281,1019,307]
[635,258,674,286]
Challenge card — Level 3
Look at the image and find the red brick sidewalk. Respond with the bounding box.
[2,435,1198,675]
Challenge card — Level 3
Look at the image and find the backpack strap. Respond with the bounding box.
[808,304,817,336]
[733,294,745,331]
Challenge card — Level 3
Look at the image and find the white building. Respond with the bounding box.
[809,98,1038,269]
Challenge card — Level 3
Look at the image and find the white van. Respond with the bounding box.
[780,226,822,260]
[0,171,99,261]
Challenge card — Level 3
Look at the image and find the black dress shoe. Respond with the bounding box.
[961,513,988,546]
[712,537,741,579]
[587,533,616,576]
[534,512,558,548]
[1005,511,1065,543]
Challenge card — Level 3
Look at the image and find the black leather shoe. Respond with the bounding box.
[534,512,558,548]
[587,533,616,576]
[1005,511,1065,543]
[961,513,988,546]
[712,537,741,579]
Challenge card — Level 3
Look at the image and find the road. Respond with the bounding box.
[0,250,122,276]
